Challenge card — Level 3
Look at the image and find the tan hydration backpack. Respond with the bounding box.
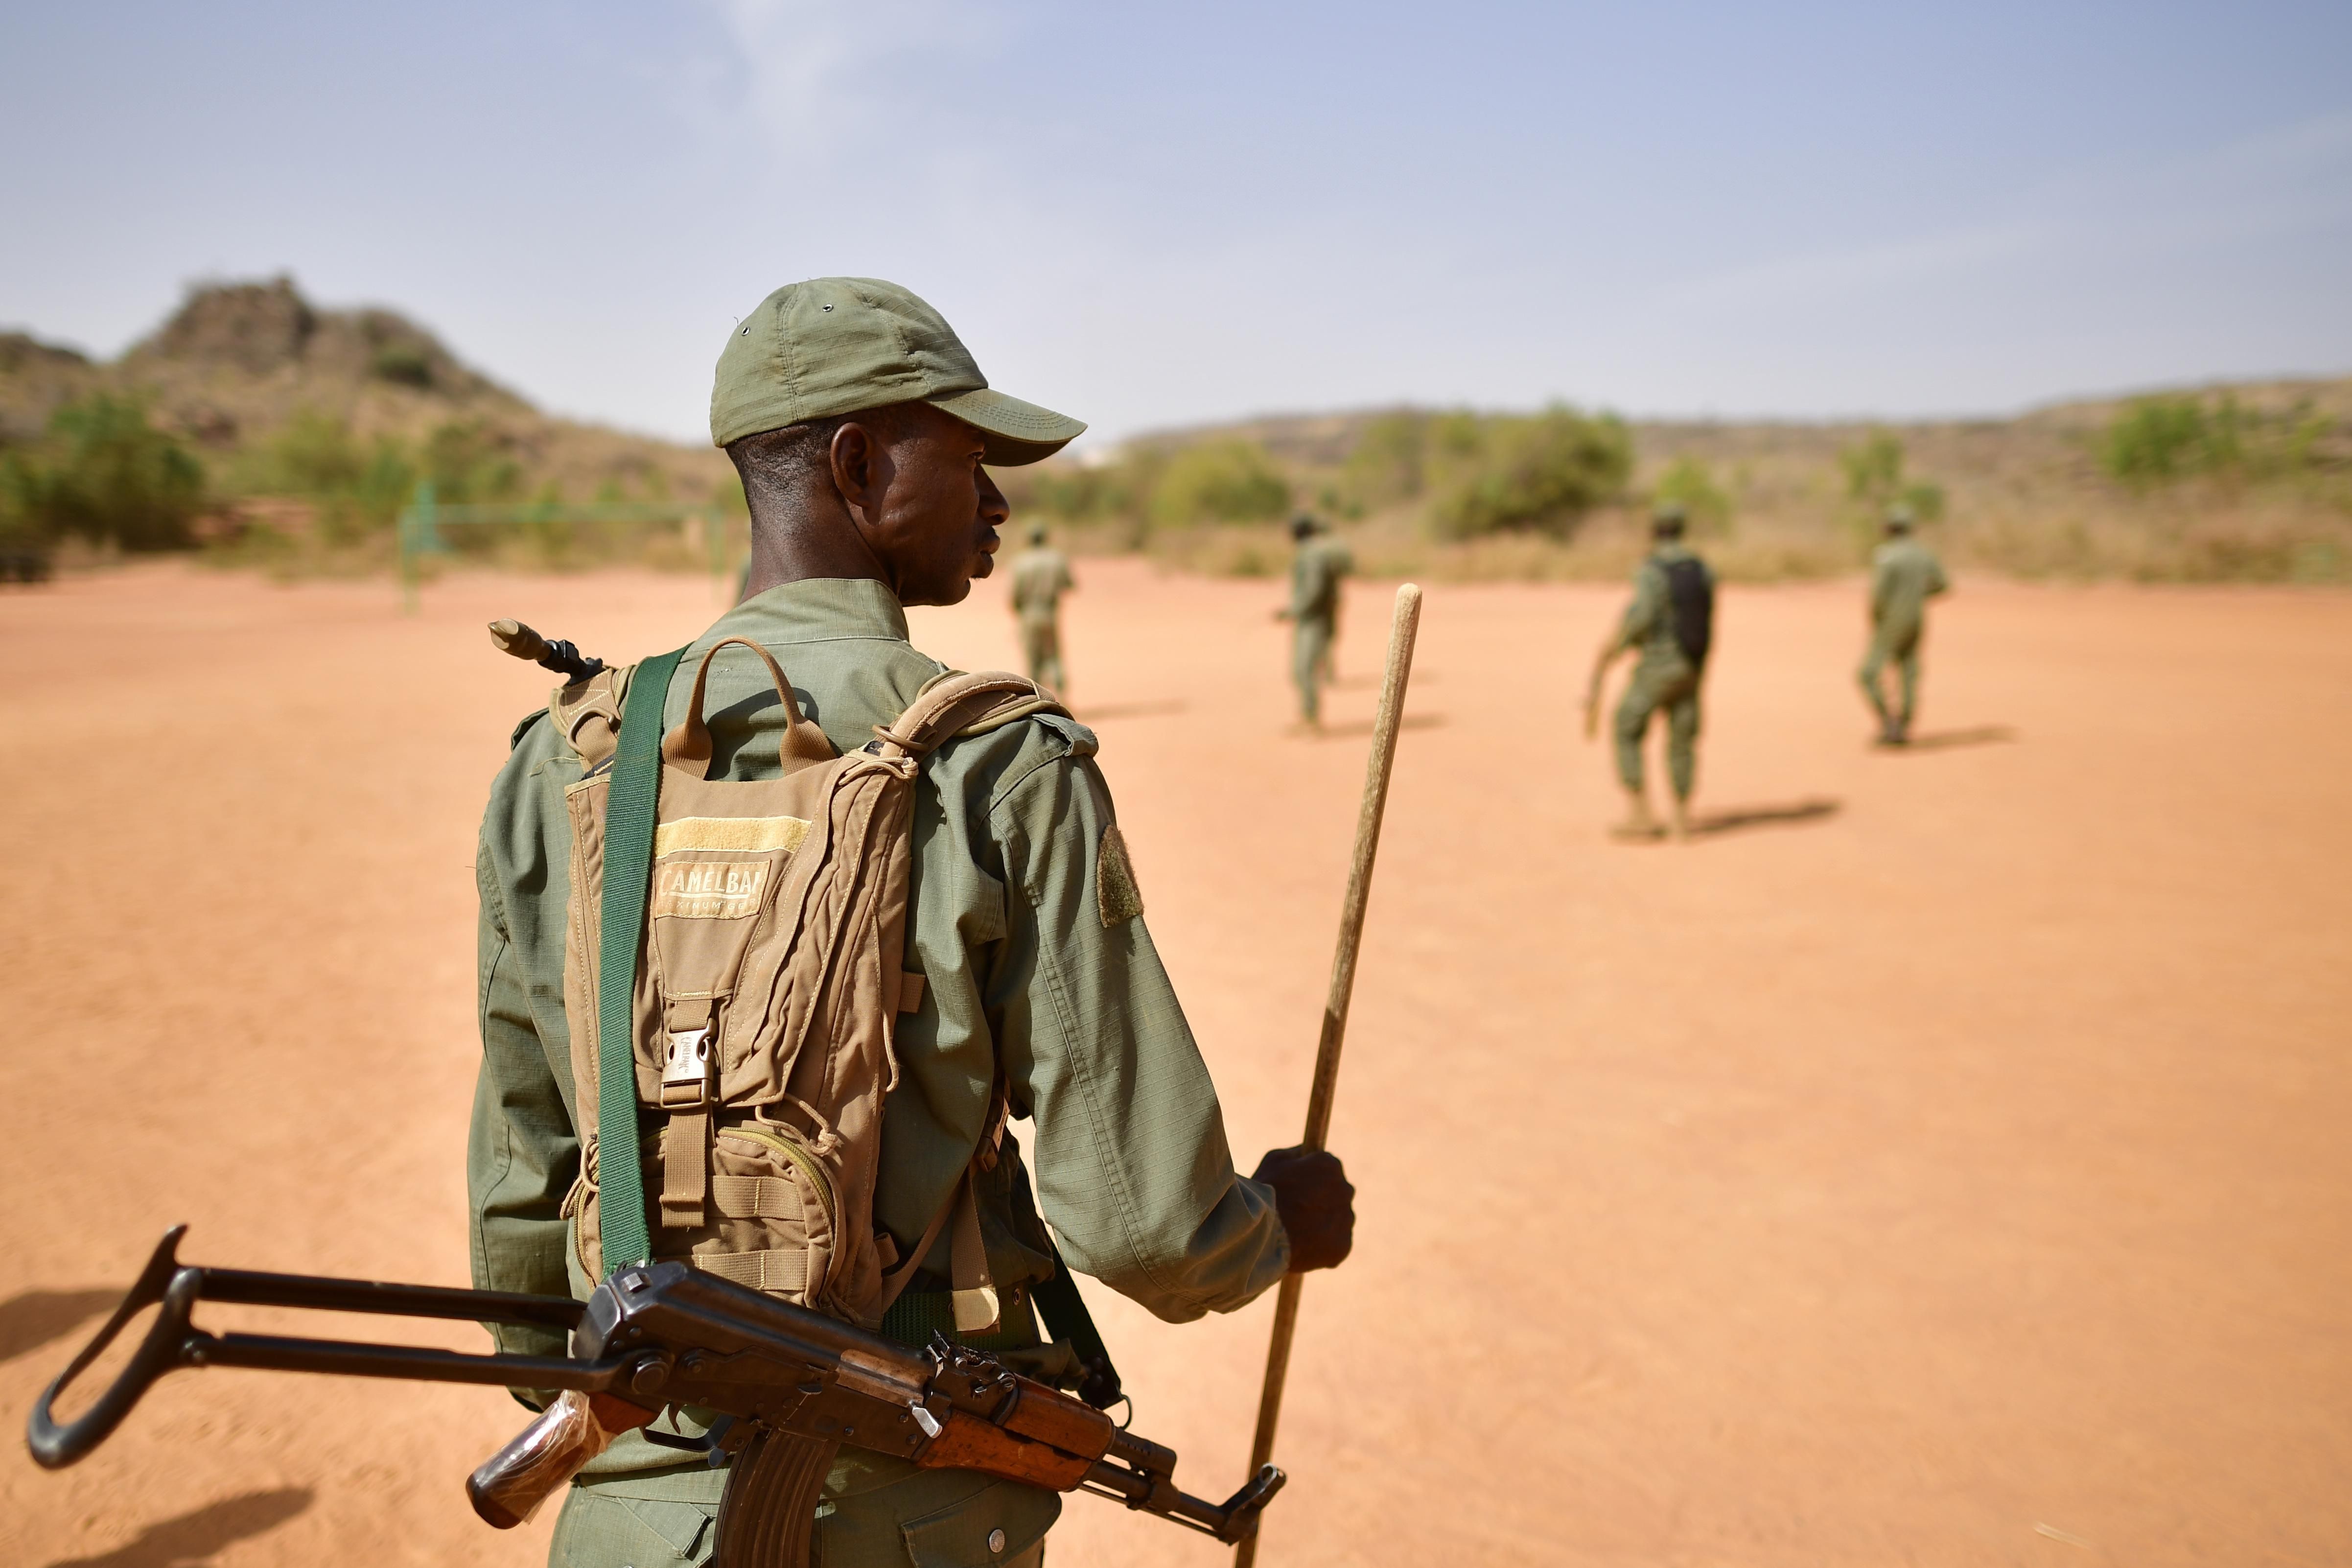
[550,637,1062,1334]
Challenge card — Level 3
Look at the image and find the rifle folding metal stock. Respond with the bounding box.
[27,1229,1283,1561]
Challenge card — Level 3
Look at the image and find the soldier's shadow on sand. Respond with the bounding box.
[1076,699,1188,723]
[0,1287,122,1366]
[1689,798,1843,837]
[1327,670,1438,691]
[1893,725,2017,752]
[44,1489,313,1568]
[1313,713,1447,740]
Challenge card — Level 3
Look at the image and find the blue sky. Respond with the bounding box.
[2,0,2347,445]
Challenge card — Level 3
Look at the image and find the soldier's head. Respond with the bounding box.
[1651,500,1688,540]
[1290,514,1319,542]
[714,279,1084,607]
[1884,503,1915,536]
[1027,523,1048,546]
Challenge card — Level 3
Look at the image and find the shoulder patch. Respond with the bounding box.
[1096,822,1144,927]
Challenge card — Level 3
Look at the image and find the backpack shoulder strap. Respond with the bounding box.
[873,671,1067,759]
[594,645,688,1275]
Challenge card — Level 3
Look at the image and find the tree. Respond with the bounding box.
[1147,440,1292,528]
[1838,428,1944,522]
[1651,456,1733,534]
[4,395,206,551]
[1428,405,1631,538]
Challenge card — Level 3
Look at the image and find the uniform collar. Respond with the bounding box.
[700,577,911,648]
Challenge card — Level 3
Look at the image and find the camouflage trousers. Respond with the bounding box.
[1614,661,1700,800]
[1019,615,1065,694]
[548,1461,1056,1568]
[1858,629,1922,731]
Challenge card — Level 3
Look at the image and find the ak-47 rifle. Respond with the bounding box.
[27,1229,1282,1565]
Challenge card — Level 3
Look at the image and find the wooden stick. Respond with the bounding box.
[1233,583,1422,1568]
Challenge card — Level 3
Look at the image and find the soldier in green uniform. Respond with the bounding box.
[1007,522,1074,692]
[1858,503,1949,745]
[1275,514,1349,730]
[1583,502,1715,841]
[469,279,1356,1568]
[1316,522,1353,685]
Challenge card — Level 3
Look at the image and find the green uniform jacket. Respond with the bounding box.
[1868,538,1949,648]
[1287,537,1349,624]
[468,579,1288,1537]
[1613,542,1701,680]
[1008,547,1073,622]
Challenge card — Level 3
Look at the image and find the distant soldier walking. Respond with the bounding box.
[1009,521,1074,691]
[1276,514,1350,730]
[1858,504,1949,745]
[1584,502,1714,840]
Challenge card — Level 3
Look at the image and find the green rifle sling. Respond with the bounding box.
[596,646,687,1276]
[1034,1241,1122,1407]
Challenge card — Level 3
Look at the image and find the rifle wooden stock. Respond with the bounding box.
[467,1390,652,1528]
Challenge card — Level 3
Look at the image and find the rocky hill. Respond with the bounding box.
[0,277,729,507]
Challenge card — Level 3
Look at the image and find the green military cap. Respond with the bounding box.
[1027,523,1048,545]
[1652,499,1689,526]
[1886,503,1915,530]
[711,278,1086,466]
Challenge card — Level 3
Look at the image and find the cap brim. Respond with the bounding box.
[930,387,1087,467]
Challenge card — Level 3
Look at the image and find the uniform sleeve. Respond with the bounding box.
[467,835,578,1359]
[1617,563,1663,648]
[1926,553,1950,597]
[1870,553,1896,623]
[989,753,1290,1323]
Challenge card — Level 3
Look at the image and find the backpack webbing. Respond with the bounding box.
[595,646,687,1275]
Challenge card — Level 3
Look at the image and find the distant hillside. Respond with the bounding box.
[1009,375,2352,583]
[0,277,728,510]
[6,277,2346,582]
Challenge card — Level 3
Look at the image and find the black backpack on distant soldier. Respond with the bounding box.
[1663,557,1715,667]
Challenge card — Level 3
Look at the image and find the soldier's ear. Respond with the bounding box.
[827,421,883,527]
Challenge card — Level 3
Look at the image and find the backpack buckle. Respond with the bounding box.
[660,1029,715,1108]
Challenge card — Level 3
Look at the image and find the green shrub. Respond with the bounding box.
[422,419,523,504]
[3,394,206,551]
[371,346,435,388]
[0,452,50,550]
[1838,428,1944,529]
[2101,398,2213,488]
[1342,413,1429,509]
[1147,440,1291,528]
[1840,429,1905,505]
[261,409,415,540]
[1427,405,1630,538]
[1652,456,1733,534]
[272,406,368,492]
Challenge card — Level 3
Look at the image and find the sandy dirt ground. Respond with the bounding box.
[1,558,2346,1568]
